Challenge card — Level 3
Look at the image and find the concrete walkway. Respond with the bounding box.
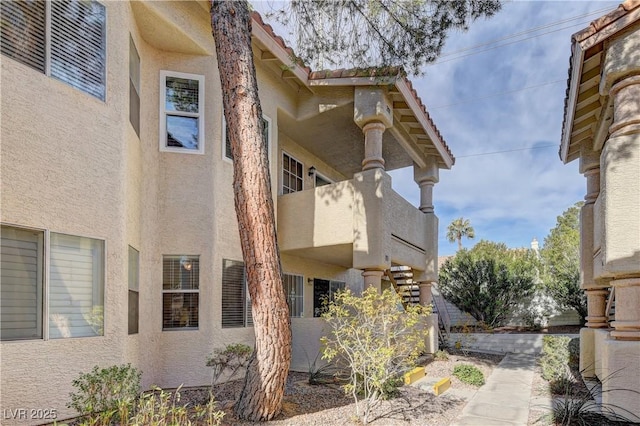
[449,353,537,425]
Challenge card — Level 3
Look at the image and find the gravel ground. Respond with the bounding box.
[177,350,504,425]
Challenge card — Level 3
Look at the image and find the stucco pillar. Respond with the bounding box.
[585,288,609,328]
[362,269,384,293]
[418,281,433,306]
[362,122,386,171]
[413,159,439,214]
[601,74,640,341]
[579,145,609,329]
[354,87,393,171]
[610,278,640,340]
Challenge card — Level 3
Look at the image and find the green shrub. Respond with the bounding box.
[321,287,430,424]
[206,343,252,396]
[130,385,224,426]
[541,335,571,381]
[434,350,449,361]
[67,364,141,422]
[452,364,484,386]
[568,337,580,369]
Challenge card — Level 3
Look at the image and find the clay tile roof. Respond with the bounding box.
[250,11,454,165]
[250,11,312,75]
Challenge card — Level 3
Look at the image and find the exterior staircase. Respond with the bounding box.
[431,288,451,349]
[383,266,451,348]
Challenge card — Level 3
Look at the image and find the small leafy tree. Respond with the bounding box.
[321,287,430,424]
[439,240,539,328]
[206,343,252,398]
[540,202,587,323]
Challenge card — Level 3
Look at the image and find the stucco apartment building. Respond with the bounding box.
[0,1,451,423]
[560,0,640,420]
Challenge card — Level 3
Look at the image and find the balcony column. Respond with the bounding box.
[362,122,386,171]
[354,87,393,171]
[362,269,384,293]
[580,145,608,329]
[414,159,439,214]
[418,281,433,306]
[414,160,440,288]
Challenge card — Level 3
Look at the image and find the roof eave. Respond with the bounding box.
[561,42,586,164]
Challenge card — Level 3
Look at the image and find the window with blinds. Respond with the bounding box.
[282,152,303,194]
[224,116,270,161]
[1,225,106,341]
[128,246,139,335]
[160,71,204,154]
[0,0,106,100]
[162,255,199,330]
[221,259,253,328]
[313,279,346,317]
[283,273,303,318]
[0,0,46,73]
[49,233,105,338]
[0,226,44,340]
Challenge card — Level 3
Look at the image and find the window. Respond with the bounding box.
[1,225,105,341]
[128,246,139,335]
[224,116,271,161]
[221,259,253,328]
[283,274,303,318]
[162,255,199,330]
[160,71,204,154]
[282,152,303,194]
[1,226,44,340]
[129,36,140,137]
[315,172,332,187]
[313,279,345,317]
[0,0,107,100]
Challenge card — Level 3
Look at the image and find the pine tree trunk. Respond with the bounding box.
[210,1,291,421]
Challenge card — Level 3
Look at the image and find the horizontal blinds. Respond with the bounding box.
[0,0,46,73]
[162,255,199,330]
[49,233,104,338]
[0,226,43,340]
[50,0,106,100]
[222,259,252,328]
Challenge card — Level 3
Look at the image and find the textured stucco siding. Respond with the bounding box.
[1,3,130,423]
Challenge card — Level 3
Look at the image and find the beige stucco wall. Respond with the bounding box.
[1,2,130,423]
[1,2,442,423]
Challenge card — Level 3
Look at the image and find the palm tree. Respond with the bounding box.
[447,217,475,251]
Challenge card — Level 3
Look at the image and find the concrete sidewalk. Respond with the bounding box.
[449,353,537,426]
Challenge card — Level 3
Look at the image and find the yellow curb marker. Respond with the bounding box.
[433,377,451,396]
[403,367,425,385]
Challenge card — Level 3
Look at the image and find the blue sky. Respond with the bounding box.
[388,1,617,255]
[252,0,617,256]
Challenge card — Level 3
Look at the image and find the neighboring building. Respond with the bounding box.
[560,0,640,420]
[0,1,451,423]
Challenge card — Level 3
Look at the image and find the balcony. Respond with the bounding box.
[277,169,437,277]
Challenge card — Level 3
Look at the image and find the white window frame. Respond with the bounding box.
[0,0,107,101]
[162,255,200,331]
[281,151,304,195]
[0,224,106,341]
[159,70,205,155]
[222,114,271,163]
